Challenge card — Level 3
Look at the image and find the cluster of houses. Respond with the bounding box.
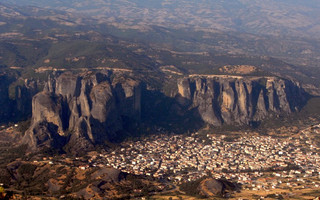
[92,124,320,190]
[31,124,320,192]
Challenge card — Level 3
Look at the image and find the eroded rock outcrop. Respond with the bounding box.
[23,71,141,152]
[176,75,308,126]
[22,72,308,152]
[0,75,12,121]
[0,74,39,122]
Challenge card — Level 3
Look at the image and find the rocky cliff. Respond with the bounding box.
[176,75,308,126]
[22,72,308,152]
[22,71,141,152]
[0,74,38,123]
[0,75,12,121]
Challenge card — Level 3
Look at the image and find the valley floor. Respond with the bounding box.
[1,118,320,199]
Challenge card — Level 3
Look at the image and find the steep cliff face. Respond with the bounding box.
[0,75,11,121]
[14,79,39,120]
[22,72,308,152]
[177,76,308,126]
[0,74,38,123]
[23,72,141,152]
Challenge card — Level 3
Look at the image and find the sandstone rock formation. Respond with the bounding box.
[22,72,308,152]
[22,71,141,152]
[0,75,11,121]
[176,75,308,126]
[0,74,38,122]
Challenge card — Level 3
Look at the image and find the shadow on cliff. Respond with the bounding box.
[139,84,205,135]
[0,74,38,124]
[103,88,205,143]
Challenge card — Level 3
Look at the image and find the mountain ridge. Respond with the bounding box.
[21,71,308,153]
[2,0,320,39]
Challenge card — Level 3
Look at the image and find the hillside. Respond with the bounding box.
[1,2,320,94]
[2,0,320,39]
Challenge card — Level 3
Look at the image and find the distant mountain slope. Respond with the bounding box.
[2,0,320,39]
[1,2,320,94]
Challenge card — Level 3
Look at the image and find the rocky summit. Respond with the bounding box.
[21,71,308,152]
[22,71,141,153]
[177,75,308,126]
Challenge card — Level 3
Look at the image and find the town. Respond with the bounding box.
[18,122,320,196]
[91,124,320,192]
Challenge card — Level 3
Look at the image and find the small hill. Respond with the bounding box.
[199,178,241,197]
[0,159,162,199]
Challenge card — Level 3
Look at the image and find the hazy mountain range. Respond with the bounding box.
[2,0,320,39]
[1,0,320,91]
